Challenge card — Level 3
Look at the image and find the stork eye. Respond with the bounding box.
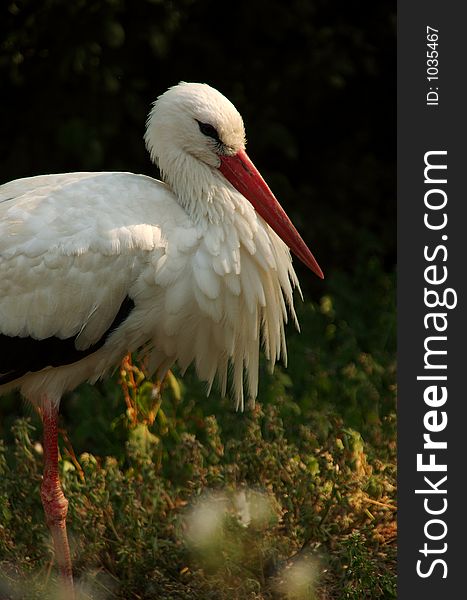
[196,120,221,142]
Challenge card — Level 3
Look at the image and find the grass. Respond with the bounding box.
[0,260,396,599]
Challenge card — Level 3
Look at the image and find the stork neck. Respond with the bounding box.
[158,151,241,225]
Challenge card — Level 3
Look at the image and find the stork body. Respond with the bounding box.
[0,83,322,593]
[1,169,296,409]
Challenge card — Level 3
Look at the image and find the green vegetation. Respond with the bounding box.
[0,1,395,597]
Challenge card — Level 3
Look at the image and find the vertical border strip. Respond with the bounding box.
[398,2,467,596]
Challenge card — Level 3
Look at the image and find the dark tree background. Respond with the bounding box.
[0,0,395,290]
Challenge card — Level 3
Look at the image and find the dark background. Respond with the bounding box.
[0,0,396,290]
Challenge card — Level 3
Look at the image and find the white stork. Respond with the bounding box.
[0,82,323,593]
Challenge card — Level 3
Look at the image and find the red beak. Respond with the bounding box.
[219,149,324,279]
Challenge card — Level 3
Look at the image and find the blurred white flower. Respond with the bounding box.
[184,492,228,549]
[275,555,319,599]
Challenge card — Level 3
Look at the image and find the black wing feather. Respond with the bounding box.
[0,296,135,385]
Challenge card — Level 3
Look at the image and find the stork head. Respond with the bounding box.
[145,82,323,279]
[146,82,245,168]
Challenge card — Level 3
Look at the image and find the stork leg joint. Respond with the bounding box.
[40,477,69,528]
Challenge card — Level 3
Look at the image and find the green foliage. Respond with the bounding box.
[0,399,396,599]
[339,533,396,599]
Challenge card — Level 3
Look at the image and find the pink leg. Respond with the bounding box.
[40,405,75,597]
